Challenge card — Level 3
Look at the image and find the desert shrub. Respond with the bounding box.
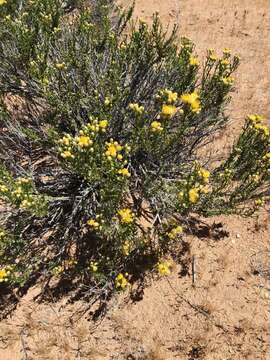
[0,0,269,304]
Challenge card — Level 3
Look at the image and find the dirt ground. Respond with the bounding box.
[1,1,270,359]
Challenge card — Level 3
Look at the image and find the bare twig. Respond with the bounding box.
[192,255,196,286]
[20,328,31,360]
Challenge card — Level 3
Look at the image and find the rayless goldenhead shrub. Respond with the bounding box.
[0,0,269,310]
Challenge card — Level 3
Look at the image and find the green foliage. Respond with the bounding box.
[0,0,269,301]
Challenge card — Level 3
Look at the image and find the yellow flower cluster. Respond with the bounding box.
[220,59,230,66]
[61,150,74,159]
[208,49,218,61]
[118,168,131,177]
[87,217,102,230]
[118,208,134,224]
[59,119,109,159]
[263,153,270,162]
[161,104,177,117]
[76,135,93,149]
[16,177,31,185]
[0,175,45,214]
[150,121,163,133]
[87,119,109,133]
[168,225,183,239]
[122,240,131,256]
[198,167,210,183]
[180,91,201,113]
[115,273,129,289]
[89,261,98,272]
[247,114,264,123]
[223,48,231,54]
[0,184,8,193]
[158,89,178,104]
[129,103,144,114]
[221,76,234,86]
[247,114,269,137]
[0,267,10,283]
[20,198,34,210]
[155,89,188,120]
[255,199,265,207]
[104,97,112,106]
[177,164,210,207]
[55,62,67,70]
[157,260,171,276]
[188,188,199,203]
[105,140,123,160]
[0,0,7,6]
[189,56,200,66]
[254,124,269,137]
[249,173,261,183]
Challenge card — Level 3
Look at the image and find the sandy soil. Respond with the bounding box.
[1,1,270,359]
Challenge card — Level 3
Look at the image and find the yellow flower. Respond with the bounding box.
[209,53,217,61]
[0,268,10,283]
[161,104,177,117]
[254,124,269,137]
[181,92,199,104]
[52,265,64,276]
[189,56,200,66]
[198,168,210,183]
[122,240,131,256]
[247,114,264,123]
[77,135,92,148]
[129,103,144,114]
[150,121,163,132]
[118,208,134,224]
[99,120,108,130]
[0,185,8,193]
[190,100,201,113]
[161,89,178,104]
[189,188,199,204]
[178,191,184,200]
[55,62,67,70]
[115,273,129,289]
[0,0,7,5]
[118,168,131,177]
[223,48,231,54]
[89,261,98,272]
[87,219,100,229]
[255,199,264,207]
[221,76,234,86]
[105,144,117,157]
[104,97,112,106]
[20,199,33,209]
[157,261,171,276]
[180,92,201,113]
[250,174,260,183]
[105,141,123,158]
[61,150,74,159]
[16,177,31,185]
[168,226,183,239]
[263,153,270,161]
[61,136,71,146]
[13,187,23,198]
[208,49,217,61]
[220,59,230,66]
